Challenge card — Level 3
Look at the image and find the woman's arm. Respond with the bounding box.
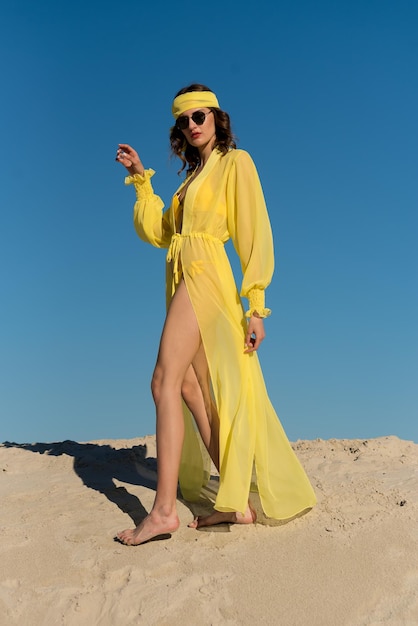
[226,150,275,351]
[116,144,172,248]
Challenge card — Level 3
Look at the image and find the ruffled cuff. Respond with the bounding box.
[124,169,156,199]
[245,288,272,318]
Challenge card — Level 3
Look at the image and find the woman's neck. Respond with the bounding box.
[198,138,216,167]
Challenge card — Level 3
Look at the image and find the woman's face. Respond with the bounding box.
[177,108,216,151]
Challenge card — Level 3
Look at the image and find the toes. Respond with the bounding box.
[188,517,199,529]
[115,530,132,544]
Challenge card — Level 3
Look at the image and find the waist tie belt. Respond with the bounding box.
[166,232,224,291]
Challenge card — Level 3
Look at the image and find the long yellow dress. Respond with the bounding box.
[125,147,316,520]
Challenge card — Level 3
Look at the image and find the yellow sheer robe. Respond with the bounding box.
[125,148,316,519]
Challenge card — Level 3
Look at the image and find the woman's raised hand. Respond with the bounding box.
[115,144,145,176]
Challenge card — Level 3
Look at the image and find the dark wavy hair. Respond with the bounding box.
[170,83,237,174]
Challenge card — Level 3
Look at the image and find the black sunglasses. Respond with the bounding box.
[176,110,213,130]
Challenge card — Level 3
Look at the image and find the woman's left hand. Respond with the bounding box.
[244,315,266,353]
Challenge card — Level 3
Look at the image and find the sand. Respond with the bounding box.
[1,434,417,626]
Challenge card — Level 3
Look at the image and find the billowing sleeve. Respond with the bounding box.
[125,169,172,249]
[226,151,274,318]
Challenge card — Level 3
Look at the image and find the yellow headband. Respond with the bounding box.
[172,91,220,119]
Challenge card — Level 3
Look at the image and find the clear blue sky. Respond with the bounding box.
[1,0,417,444]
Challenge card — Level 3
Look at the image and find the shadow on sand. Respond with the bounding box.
[1,439,181,528]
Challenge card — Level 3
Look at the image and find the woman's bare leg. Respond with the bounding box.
[116,280,202,545]
[181,361,220,469]
[182,346,256,529]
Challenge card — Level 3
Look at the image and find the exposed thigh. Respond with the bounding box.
[155,280,201,384]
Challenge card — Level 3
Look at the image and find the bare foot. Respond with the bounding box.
[188,503,256,529]
[116,510,180,546]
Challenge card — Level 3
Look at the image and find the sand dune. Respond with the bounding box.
[1,435,417,625]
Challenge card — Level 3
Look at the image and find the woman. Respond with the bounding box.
[115,84,316,546]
